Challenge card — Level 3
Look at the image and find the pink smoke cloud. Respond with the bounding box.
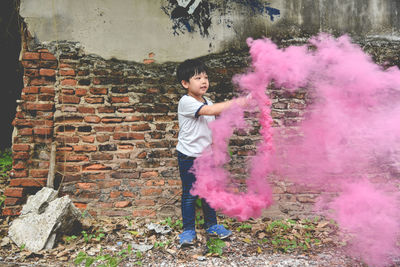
[191,34,400,266]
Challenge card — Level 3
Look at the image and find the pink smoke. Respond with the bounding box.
[191,34,400,266]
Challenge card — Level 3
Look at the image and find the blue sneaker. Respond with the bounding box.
[179,230,196,246]
[206,224,232,239]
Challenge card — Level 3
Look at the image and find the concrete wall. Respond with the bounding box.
[20,0,400,63]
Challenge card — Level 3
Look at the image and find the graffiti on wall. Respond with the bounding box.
[162,0,280,37]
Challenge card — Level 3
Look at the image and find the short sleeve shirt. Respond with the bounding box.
[176,95,215,157]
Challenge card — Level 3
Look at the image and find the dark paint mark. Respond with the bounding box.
[161,0,280,37]
[162,0,213,37]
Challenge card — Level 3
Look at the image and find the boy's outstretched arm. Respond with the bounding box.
[198,97,248,116]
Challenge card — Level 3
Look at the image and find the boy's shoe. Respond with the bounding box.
[179,230,196,246]
[206,224,232,239]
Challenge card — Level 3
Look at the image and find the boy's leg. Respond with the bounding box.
[202,200,232,239]
[178,152,197,232]
[201,199,217,229]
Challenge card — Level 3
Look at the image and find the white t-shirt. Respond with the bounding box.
[176,95,215,157]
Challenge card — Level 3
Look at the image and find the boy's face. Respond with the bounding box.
[181,72,209,100]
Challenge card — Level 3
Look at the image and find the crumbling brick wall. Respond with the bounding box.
[4,38,400,219]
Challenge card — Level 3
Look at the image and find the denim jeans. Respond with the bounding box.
[177,151,217,231]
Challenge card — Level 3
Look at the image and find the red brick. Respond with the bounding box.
[59,63,72,68]
[30,169,48,178]
[96,135,110,142]
[22,86,40,94]
[73,145,97,152]
[40,69,56,77]
[56,136,79,143]
[141,188,162,196]
[91,153,113,160]
[33,128,52,136]
[102,117,123,123]
[167,179,181,186]
[2,207,21,216]
[4,187,24,197]
[59,69,75,76]
[22,60,39,68]
[13,161,27,170]
[21,95,36,101]
[18,128,33,136]
[61,79,77,86]
[74,202,88,210]
[62,88,74,95]
[13,144,30,151]
[97,107,115,113]
[66,154,89,162]
[25,103,54,111]
[81,136,95,143]
[84,115,101,123]
[123,191,134,197]
[132,209,156,217]
[9,178,46,187]
[75,88,87,96]
[118,108,134,113]
[113,132,144,140]
[131,124,151,131]
[94,126,115,132]
[135,199,155,206]
[117,144,134,150]
[77,183,97,190]
[30,77,54,86]
[111,96,130,103]
[85,97,104,104]
[145,180,165,186]
[40,87,55,95]
[147,88,159,94]
[38,94,54,101]
[4,197,21,206]
[13,152,29,160]
[137,151,147,159]
[115,201,131,208]
[85,173,106,180]
[141,171,158,178]
[110,191,121,198]
[40,52,57,60]
[78,107,95,114]
[23,52,40,60]
[84,164,110,171]
[10,169,28,178]
[62,106,78,112]
[90,88,108,95]
[60,95,80,104]
[115,125,129,132]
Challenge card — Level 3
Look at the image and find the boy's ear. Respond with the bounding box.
[181,80,189,89]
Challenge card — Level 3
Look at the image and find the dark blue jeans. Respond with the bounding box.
[177,151,217,231]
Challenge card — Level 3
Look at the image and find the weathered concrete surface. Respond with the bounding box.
[8,188,81,252]
[20,0,400,63]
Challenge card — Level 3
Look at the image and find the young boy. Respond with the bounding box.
[176,58,240,246]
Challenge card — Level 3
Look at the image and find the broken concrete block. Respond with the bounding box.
[8,187,82,252]
[146,223,171,234]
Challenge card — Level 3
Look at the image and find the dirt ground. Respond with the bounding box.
[0,214,374,267]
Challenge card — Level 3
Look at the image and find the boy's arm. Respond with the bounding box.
[198,97,247,116]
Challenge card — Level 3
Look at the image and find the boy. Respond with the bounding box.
[176,58,241,246]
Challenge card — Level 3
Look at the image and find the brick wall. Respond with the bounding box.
[4,38,400,219]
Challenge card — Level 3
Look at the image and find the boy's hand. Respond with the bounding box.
[236,94,252,107]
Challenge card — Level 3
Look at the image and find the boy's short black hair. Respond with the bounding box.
[176,59,208,82]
